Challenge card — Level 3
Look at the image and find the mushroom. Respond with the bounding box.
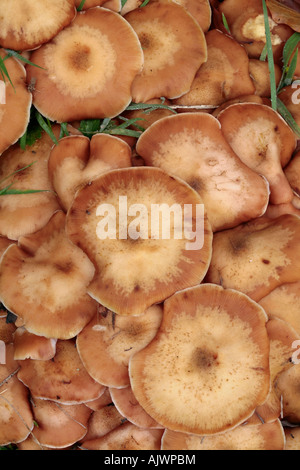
[0,49,32,156]
[277,84,300,133]
[13,327,57,361]
[124,0,207,103]
[161,419,285,450]
[26,7,143,122]
[284,149,300,200]
[274,364,300,424]
[84,388,112,411]
[267,0,300,33]
[82,404,125,441]
[0,211,98,340]
[76,305,163,388]
[249,58,282,97]
[206,214,300,302]
[66,166,213,316]
[173,0,212,33]
[218,102,297,205]
[17,339,106,405]
[129,284,270,435]
[0,0,76,51]
[48,133,132,212]
[172,29,256,108]
[285,427,300,450]
[136,112,270,232]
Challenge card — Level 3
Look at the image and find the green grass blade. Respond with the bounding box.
[0,162,36,186]
[262,0,277,110]
[259,43,268,61]
[222,13,231,34]
[35,111,58,146]
[4,49,45,69]
[77,0,86,11]
[0,55,15,91]
[126,101,177,114]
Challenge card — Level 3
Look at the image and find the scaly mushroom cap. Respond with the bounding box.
[0,211,98,340]
[66,166,213,316]
[218,102,297,205]
[13,327,57,361]
[129,284,270,435]
[0,0,76,51]
[17,339,106,404]
[173,29,255,107]
[206,214,300,302]
[136,112,270,232]
[48,133,132,212]
[161,420,285,450]
[0,49,32,156]
[76,305,163,388]
[26,7,143,122]
[124,0,207,102]
[0,128,62,240]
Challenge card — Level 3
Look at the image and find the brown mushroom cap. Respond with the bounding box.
[206,214,300,302]
[48,133,132,212]
[161,419,285,450]
[0,0,76,51]
[17,339,106,405]
[0,211,98,340]
[274,364,300,424]
[26,7,143,122]
[277,84,300,133]
[82,404,125,441]
[267,0,300,33]
[66,166,213,316]
[284,149,300,198]
[174,0,212,33]
[172,29,256,107]
[285,426,300,450]
[129,284,270,435]
[136,112,270,232]
[249,59,282,97]
[13,327,57,361]
[0,49,32,156]
[124,0,207,102]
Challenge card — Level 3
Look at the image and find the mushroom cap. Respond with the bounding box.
[13,327,57,361]
[172,29,255,107]
[278,85,300,133]
[66,166,213,316]
[0,0,76,51]
[218,102,297,205]
[206,214,300,302]
[75,0,108,9]
[173,0,212,33]
[274,364,300,423]
[284,149,300,199]
[161,419,285,450]
[129,284,270,435]
[136,112,270,232]
[0,128,62,241]
[76,305,163,388]
[17,339,106,404]
[267,0,300,33]
[285,427,300,450]
[249,59,282,97]
[26,7,143,122]
[0,211,98,340]
[0,49,32,156]
[124,0,207,102]
[251,387,282,424]
[82,404,125,441]
[48,133,132,212]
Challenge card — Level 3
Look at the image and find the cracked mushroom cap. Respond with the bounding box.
[124,0,207,102]
[218,102,297,205]
[76,305,163,388]
[0,211,98,340]
[66,166,213,316]
[0,0,76,51]
[129,284,270,435]
[136,112,270,232]
[17,339,106,405]
[48,133,132,212]
[26,7,143,122]
[0,49,31,156]
[206,214,300,302]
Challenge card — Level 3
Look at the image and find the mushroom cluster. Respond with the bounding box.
[1,0,300,451]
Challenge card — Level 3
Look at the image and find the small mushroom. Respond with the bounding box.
[13,327,57,361]
[129,284,270,435]
[249,59,282,97]
[124,0,207,102]
[174,0,212,33]
[82,404,125,441]
[26,7,143,122]
[274,364,300,424]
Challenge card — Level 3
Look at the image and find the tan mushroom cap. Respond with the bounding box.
[0,0,76,51]
[48,133,132,212]
[129,284,270,435]
[161,419,285,450]
[284,149,300,198]
[80,421,164,450]
[26,7,143,122]
[0,49,32,156]
[82,404,125,441]
[0,211,98,340]
[136,112,270,232]
[66,166,213,316]
[13,327,57,361]
[84,387,112,411]
[0,344,34,446]
[0,128,62,241]
[17,339,106,405]
[274,364,300,424]
[30,398,92,449]
[110,385,163,429]
[0,237,14,260]
[218,102,297,205]
[124,0,207,102]
[175,0,212,33]
[259,281,300,336]
[206,214,300,302]
[76,305,163,388]
[0,314,16,345]
[264,201,300,219]
[172,29,255,107]
[285,427,300,450]
[251,387,282,424]
[211,94,265,118]
[249,59,282,97]
[278,85,300,133]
